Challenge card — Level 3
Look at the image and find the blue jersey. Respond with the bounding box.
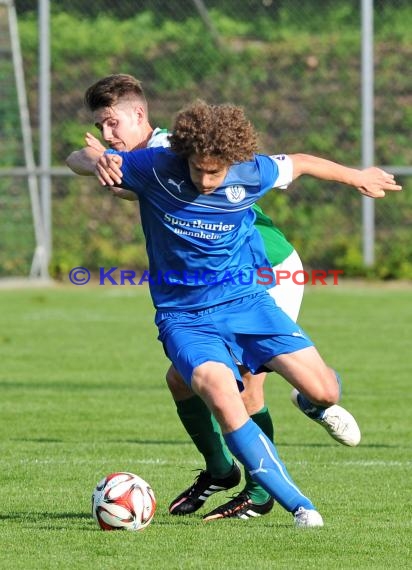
[110,147,292,310]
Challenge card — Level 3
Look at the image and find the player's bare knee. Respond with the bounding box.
[192,362,231,391]
[165,365,192,401]
[241,391,265,415]
[310,376,340,406]
[317,390,339,406]
[241,371,266,414]
[165,365,180,389]
[192,362,239,409]
[323,369,340,404]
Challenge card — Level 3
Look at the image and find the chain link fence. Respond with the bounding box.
[1,0,411,279]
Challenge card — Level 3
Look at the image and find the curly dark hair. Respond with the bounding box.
[84,74,147,112]
[169,100,259,163]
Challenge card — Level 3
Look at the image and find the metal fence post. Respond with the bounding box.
[39,0,51,275]
[361,0,375,266]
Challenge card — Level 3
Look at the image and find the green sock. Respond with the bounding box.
[176,395,234,478]
[243,406,274,504]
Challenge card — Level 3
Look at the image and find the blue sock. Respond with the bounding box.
[224,419,315,513]
[296,371,342,420]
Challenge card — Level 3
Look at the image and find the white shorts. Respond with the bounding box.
[267,249,304,323]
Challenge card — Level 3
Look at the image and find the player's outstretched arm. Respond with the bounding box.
[67,148,123,187]
[84,131,106,153]
[67,143,137,201]
[289,153,402,198]
[94,152,124,187]
[66,146,102,176]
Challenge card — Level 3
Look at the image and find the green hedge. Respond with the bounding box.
[2,7,410,278]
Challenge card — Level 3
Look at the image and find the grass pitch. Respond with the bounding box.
[0,282,411,569]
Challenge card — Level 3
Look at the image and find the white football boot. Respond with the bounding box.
[291,389,361,447]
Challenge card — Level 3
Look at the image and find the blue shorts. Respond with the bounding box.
[155,292,313,387]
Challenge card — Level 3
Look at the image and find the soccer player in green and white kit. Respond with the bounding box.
[67,74,361,522]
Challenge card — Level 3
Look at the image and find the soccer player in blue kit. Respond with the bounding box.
[67,75,318,522]
[73,99,401,527]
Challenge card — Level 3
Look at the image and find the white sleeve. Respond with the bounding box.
[147,128,170,148]
[269,154,293,189]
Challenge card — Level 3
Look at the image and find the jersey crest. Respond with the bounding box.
[225,185,246,203]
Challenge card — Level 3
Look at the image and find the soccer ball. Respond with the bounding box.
[92,471,156,531]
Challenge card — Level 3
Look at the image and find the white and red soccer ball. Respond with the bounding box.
[92,472,156,531]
